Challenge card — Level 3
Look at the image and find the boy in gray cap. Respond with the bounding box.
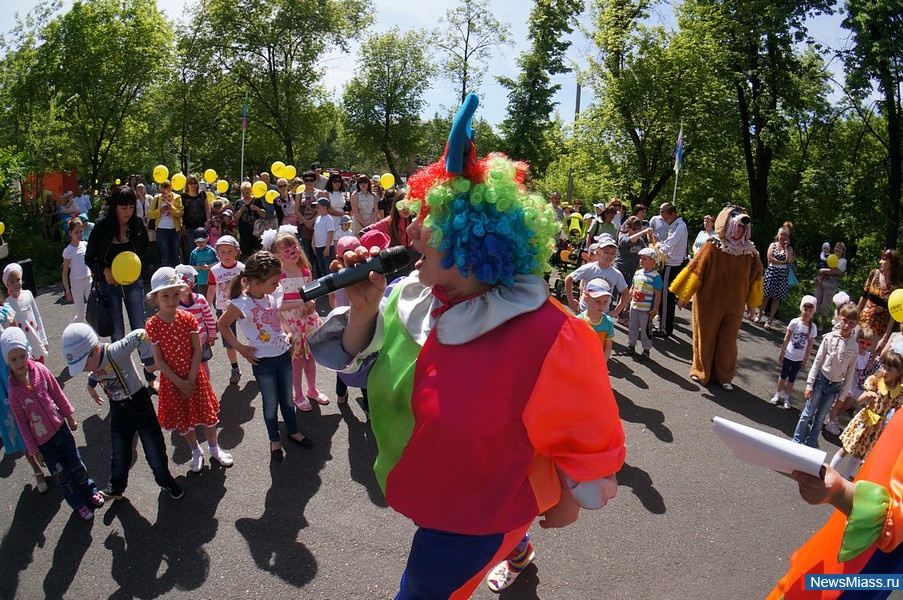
[62,322,183,500]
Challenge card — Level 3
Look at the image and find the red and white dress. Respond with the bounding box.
[146,310,219,434]
[279,271,322,360]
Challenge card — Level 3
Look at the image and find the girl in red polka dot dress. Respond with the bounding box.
[146,267,234,473]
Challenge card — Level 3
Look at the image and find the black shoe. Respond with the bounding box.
[99,486,124,501]
[146,383,158,396]
[162,482,184,500]
[616,347,635,357]
[639,350,651,362]
[288,435,314,449]
[652,329,669,339]
[271,447,284,462]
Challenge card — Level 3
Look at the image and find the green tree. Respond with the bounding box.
[678,0,834,229]
[497,0,582,174]
[194,0,369,166]
[841,0,903,249]
[579,0,692,208]
[343,28,434,180]
[432,0,512,105]
[38,0,173,191]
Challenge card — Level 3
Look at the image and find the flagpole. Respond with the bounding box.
[672,167,679,204]
[240,91,248,182]
[672,122,683,204]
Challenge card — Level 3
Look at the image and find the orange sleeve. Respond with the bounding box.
[522,317,626,508]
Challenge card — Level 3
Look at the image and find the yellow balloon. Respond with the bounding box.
[890,288,903,323]
[380,173,395,189]
[153,165,169,184]
[115,178,121,185]
[111,251,142,286]
[271,161,285,178]
[826,253,839,269]
[216,180,229,194]
[265,189,279,204]
[171,173,187,191]
[252,180,267,198]
[204,168,218,183]
[0,222,6,236]
[282,165,296,180]
[206,191,215,203]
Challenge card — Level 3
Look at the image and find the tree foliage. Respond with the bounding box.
[40,0,172,191]
[432,0,513,105]
[193,0,370,165]
[497,0,582,174]
[343,28,434,180]
[841,0,903,248]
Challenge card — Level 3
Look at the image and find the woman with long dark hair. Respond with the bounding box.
[858,248,903,353]
[85,185,150,341]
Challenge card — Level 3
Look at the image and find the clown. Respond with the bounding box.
[310,94,626,598]
[670,205,763,390]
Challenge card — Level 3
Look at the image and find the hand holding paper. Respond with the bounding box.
[712,417,826,479]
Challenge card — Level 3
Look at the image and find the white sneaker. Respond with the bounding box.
[209,444,234,467]
[782,397,791,410]
[190,450,204,473]
[769,393,782,405]
[486,543,534,593]
[825,419,842,435]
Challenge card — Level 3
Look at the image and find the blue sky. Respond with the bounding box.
[1,0,851,127]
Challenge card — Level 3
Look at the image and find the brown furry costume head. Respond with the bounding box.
[714,205,756,255]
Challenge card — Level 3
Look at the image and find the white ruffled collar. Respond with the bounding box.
[395,271,550,345]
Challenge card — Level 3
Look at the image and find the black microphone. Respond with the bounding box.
[300,245,411,302]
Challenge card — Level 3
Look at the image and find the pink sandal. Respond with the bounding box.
[295,398,313,412]
[306,392,330,406]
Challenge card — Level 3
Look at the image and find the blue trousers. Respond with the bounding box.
[40,426,96,510]
[793,371,842,447]
[252,352,298,442]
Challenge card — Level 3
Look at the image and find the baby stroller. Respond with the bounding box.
[549,213,587,301]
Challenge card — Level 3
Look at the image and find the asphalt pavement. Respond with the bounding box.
[0,284,868,599]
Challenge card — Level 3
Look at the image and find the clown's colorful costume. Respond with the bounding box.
[310,94,625,599]
[768,409,903,599]
[312,272,625,595]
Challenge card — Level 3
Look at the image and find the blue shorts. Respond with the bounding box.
[780,357,803,383]
[216,308,238,350]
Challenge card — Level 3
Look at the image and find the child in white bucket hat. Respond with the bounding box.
[145,267,233,473]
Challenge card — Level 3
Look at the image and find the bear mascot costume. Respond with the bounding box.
[669,205,763,390]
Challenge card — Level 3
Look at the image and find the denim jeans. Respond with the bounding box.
[792,371,842,447]
[105,279,147,342]
[40,426,97,510]
[336,376,369,413]
[315,246,333,279]
[156,227,181,267]
[108,388,176,494]
[301,238,318,277]
[252,351,298,442]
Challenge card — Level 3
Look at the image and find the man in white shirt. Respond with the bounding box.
[651,202,687,338]
[73,185,93,215]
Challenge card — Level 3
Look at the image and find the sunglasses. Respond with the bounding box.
[277,184,287,188]
[303,178,315,183]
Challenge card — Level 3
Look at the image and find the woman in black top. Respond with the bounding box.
[85,186,150,341]
[180,174,211,259]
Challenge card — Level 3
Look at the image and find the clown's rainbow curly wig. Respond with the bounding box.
[406,151,557,286]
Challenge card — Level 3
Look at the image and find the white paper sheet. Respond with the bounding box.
[712,416,827,478]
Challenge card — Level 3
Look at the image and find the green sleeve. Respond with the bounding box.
[839,480,891,562]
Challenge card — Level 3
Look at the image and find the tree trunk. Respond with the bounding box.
[882,66,901,250]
